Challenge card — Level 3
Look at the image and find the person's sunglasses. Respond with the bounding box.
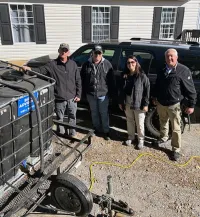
[127,60,136,64]
[94,51,102,55]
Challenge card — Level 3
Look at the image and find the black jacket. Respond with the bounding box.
[32,57,81,101]
[80,57,115,97]
[119,72,150,110]
[153,63,197,107]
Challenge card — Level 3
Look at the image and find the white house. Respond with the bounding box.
[0,0,200,61]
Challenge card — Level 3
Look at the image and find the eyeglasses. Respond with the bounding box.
[127,60,136,64]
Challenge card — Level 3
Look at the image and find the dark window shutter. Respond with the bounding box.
[110,6,120,40]
[33,5,46,44]
[174,7,185,39]
[151,7,162,39]
[82,6,92,43]
[0,4,13,45]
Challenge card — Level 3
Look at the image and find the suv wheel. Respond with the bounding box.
[145,107,185,138]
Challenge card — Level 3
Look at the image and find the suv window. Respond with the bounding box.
[179,54,200,80]
[73,49,92,67]
[73,48,116,67]
[103,49,115,62]
[119,49,156,74]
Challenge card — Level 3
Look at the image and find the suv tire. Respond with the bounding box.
[145,107,185,138]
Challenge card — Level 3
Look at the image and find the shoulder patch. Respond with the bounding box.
[188,76,191,80]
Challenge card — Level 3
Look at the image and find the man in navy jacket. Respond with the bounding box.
[153,48,196,161]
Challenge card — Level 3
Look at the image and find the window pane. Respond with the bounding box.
[11,17,19,24]
[105,8,109,12]
[10,5,17,10]
[103,49,114,61]
[99,7,105,13]
[11,10,18,17]
[12,24,35,42]
[18,5,25,10]
[19,18,25,23]
[28,18,34,24]
[120,50,155,73]
[73,49,92,67]
[27,12,33,17]
[179,55,200,79]
[104,18,109,24]
[83,49,92,54]
[18,10,25,17]
[25,5,32,11]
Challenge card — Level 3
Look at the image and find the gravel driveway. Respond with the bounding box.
[27,107,200,217]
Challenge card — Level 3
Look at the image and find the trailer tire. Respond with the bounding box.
[145,107,185,138]
[51,173,93,216]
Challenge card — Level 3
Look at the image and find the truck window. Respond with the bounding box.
[73,48,116,67]
[73,49,92,67]
[119,49,156,74]
[179,55,200,80]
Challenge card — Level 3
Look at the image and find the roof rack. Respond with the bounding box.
[130,37,179,42]
[130,36,200,46]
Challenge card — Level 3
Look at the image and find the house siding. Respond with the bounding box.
[119,0,200,40]
[0,3,82,61]
[119,6,154,39]
[0,0,199,61]
[182,0,200,29]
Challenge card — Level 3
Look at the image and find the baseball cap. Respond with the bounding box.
[59,43,70,50]
[92,45,103,53]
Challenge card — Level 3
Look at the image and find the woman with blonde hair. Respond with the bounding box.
[119,55,150,149]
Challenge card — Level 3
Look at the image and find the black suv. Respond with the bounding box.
[27,38,200,137]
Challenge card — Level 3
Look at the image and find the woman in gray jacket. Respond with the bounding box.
[119,55,150,149]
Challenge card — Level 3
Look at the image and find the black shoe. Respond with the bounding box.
[104,133,111,141]
[152,139,165,147]
[171,151,181,161]
[94,130,101,137]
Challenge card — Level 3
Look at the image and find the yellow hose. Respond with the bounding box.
[89,152,200,191]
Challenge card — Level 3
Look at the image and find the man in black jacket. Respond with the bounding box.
[81,45,115,140]
[153,48,196,161]
[23,43,81,137]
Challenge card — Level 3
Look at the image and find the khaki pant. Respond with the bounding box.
[157,102,182,152]
[125,104,146,142]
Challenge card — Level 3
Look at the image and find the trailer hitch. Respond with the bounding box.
[92,176,135,217]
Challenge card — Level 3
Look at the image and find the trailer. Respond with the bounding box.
[0,60,134,217]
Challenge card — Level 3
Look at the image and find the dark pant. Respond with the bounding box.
[86,94,109,133]
[55,99,77,136]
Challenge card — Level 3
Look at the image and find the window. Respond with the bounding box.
[159,8,177,39]
[119,49,155,74]
[73,49,92,67]
[10,4,35,43]
[179,54,200,80]
[72,48,116,67]
[92,7,110,42]
[82,6,119,43]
